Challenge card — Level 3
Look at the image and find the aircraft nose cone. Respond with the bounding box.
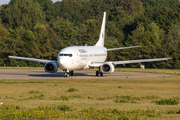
[60,58,65,65]
[59,58,67,69]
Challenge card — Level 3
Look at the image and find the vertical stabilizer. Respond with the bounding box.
[95,12,106,47]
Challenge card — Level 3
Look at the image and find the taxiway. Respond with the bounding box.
[0,69,171,79]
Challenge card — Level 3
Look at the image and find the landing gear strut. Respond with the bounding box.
[64,70,74,77]
[96,67,103,76]
[64,72,69,77]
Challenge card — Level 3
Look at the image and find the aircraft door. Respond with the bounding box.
[72,51,80,66]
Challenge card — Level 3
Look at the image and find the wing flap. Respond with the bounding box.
[8,56,56,63]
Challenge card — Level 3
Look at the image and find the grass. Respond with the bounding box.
[0,105,163,119]
[0,68,180,119]
[118,86,122,89]
[97,97,106,100]
[28,90,43,94]
[67,88,79,92]
[153,98,179,105]
[19,94,45,100]
[51,95,69,101]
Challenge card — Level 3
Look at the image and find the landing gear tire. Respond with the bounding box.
[96,71,103,76]
[100,72,103,76]
[96,71,99,76]
[70,71,74,76]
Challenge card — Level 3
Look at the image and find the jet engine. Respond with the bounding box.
[100,63,114,74]
[44,62,58,73]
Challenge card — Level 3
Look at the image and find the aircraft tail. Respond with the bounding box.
[95,12,106,47]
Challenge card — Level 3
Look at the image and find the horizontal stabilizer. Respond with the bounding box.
[8,56,56,63]
[107,46,141,51]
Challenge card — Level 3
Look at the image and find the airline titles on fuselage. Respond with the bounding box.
[78,49,88,53]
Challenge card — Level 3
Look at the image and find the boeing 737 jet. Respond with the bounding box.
[9,12,171,77]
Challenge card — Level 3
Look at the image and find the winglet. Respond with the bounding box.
[95,12,106,47]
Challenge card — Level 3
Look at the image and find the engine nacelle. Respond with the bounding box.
[100,63,115,74]
[44,62,58,73]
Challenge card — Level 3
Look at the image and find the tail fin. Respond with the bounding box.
[95,12,106,47]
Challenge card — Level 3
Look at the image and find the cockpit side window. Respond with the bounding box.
[59,54,73,57]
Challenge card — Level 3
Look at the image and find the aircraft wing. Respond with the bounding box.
[90,58,171,67]
[110,58,171,65]
[8,56,56,63]
[107,46,141,51]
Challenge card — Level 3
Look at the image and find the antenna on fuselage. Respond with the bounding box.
[95,12,106,47]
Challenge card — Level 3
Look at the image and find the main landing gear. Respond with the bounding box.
[96,67,103,76]
[64,70,74,77]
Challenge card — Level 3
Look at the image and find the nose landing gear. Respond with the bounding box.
[64,70,74,77]
[64,72,69,77]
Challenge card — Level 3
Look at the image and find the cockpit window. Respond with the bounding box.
[59,54,73,57]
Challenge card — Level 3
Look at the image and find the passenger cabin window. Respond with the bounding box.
[59,54,73,57]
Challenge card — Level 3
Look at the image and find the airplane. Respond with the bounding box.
[9,12,171,77]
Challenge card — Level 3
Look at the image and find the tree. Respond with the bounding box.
[35,0,54,22]
[75,19,100,45]
[54,0,83,25]
[1,0,45,29]
[141,0,179,8]
[0,0,180,68]
[105,36,120,61]
[163,24,180,68]
[125,24,145,60]
[52,17,77,46]
[139,1,180,33]
[106,21,125,45]
[125,22,166,68]
[0,21,10,65]
[122,0,144,14]
[46,26,63,56]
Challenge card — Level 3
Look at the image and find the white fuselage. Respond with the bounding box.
[58,46,107,70]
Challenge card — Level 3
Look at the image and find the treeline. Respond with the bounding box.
[0,0,180,68]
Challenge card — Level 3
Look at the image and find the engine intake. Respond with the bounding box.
[44,62,58,73]
[100,63,114,74]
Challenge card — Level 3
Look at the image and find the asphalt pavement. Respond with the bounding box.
[0,69,171,80]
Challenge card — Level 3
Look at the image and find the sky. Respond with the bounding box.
[0,0,62,5]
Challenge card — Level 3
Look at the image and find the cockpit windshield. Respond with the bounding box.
[59,54,73,57]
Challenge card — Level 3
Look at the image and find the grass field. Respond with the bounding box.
[0,68,180,119]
